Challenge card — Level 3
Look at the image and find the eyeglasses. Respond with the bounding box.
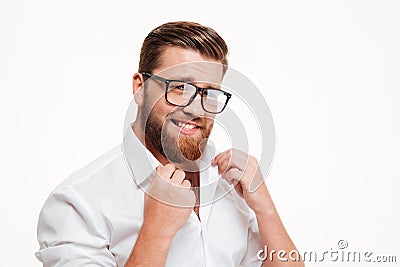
[142,72,231,114]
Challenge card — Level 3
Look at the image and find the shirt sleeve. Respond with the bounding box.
[240,208,263,267]
[35,188,116,267]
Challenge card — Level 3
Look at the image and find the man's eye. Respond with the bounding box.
[172,84,185,90]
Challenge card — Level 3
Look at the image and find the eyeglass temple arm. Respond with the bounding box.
[141,72,167,83]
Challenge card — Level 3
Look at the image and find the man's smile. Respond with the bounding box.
[170,118,201,135]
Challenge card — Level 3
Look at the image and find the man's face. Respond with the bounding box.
[140,47,224,164]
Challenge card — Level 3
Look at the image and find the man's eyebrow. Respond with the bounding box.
[168,75,196,82]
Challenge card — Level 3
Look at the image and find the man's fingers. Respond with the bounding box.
[212,149,231,166]
[156,164,176,179]
[181,179,191,188]
[225,179,234,185]
[222,168,243,184]
[213,151,232,174]
[234,183,244,198]
[221,168,246,197]
[221,152,235,174]
[211,152,223,166]
[223,168,243,180]
[171,169,185,184]
[213,149,253,175]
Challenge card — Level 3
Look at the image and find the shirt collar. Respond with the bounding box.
[122,124,159,187]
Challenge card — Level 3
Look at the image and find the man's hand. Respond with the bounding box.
[143,163,196,239]
[212,149,269,213]
[213,149,304,267]
[126,164,195,266]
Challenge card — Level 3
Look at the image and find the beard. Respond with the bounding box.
[141,100,213,164]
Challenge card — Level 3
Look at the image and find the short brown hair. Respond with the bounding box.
[138,21,228,74]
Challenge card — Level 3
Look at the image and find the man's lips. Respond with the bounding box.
[170,118,201,131]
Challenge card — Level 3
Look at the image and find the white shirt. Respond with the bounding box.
[36,126,263,267]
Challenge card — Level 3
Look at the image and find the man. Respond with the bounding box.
[36,21,304,267]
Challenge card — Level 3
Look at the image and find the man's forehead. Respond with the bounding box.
[156,63,224,84]
[153,47,224,84]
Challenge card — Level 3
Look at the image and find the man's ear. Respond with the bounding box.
[132,72,144,106]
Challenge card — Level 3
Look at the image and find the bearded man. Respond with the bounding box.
[36,21,304,267]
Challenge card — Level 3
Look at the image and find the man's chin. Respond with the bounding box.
[159,121,212,164]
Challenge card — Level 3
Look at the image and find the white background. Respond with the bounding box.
[1,0,399,266]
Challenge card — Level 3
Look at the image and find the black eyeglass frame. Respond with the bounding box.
[141,72,232,114]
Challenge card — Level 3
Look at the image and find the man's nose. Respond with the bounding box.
[182,94,204,116]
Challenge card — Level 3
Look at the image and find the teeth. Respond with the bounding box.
[177,121,196,130]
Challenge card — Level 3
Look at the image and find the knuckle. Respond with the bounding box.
[156,165,163,173]
[174,169,185,179]
[165,164,176,174]
[166,163,175,170]
[182,180,191,187]
[175,169,184,175]
[248,155,258,166]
